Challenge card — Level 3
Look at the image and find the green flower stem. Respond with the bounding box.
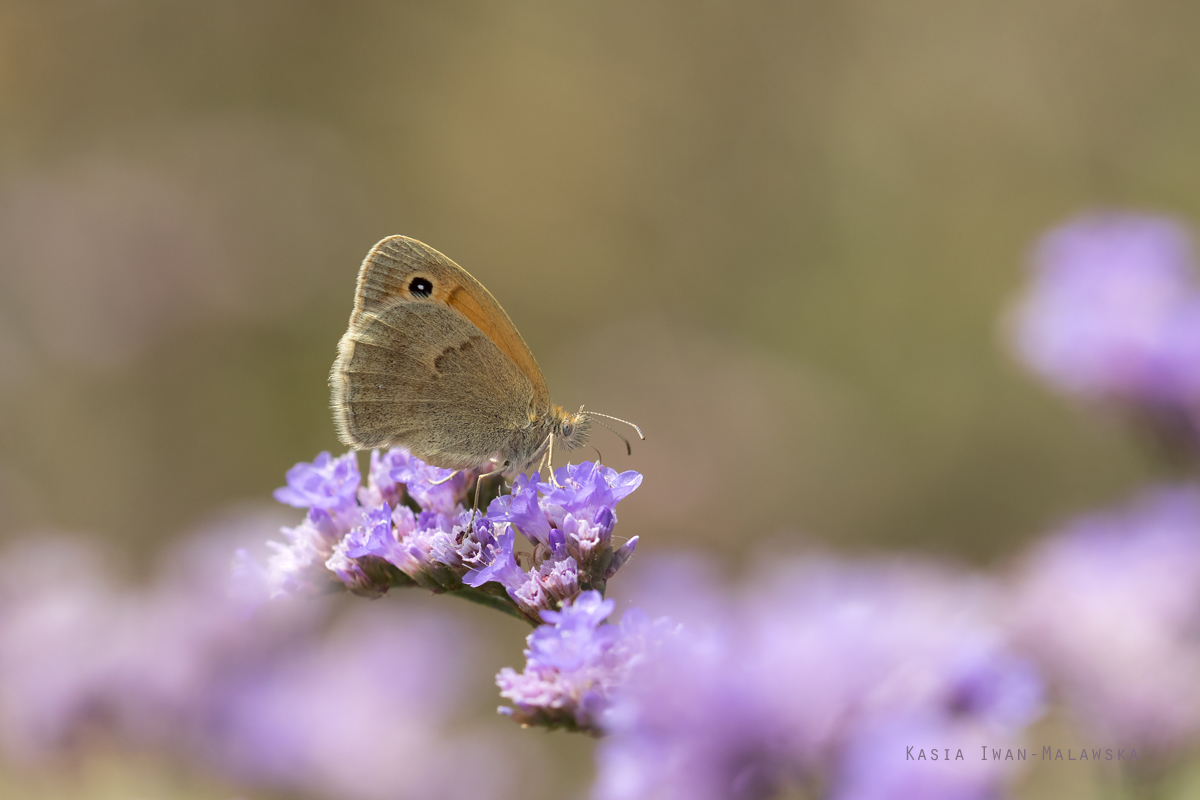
[450,585,541,626]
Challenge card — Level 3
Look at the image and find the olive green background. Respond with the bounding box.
[2,2,1198,798]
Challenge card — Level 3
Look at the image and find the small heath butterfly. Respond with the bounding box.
[331,236,641,480]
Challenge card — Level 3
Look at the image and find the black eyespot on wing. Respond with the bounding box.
[409,277,433,298]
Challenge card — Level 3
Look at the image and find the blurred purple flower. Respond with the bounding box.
[261,508,347,598]
[0,538,126,759]
[496,591,674,732]
[592,556,1041,800]
[1007,212,1200,408]
[1011,485,1200,752]
[0,524,320,762]
[829,713,1024,800]
[204,606,513,800]
[0,524,516,800]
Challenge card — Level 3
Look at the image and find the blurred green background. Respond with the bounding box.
[2,1,1199,798]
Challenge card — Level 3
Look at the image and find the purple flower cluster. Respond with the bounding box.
[492,481,1200,796]
[0,525,515,800]
[498,556,1042,799]
[496,591,674,732]
[1007,212,1200,421]
[201,606,514,800]
[467,464,641,612]
[253,449,642,622]
[603,559,1043,800]
[1010,485,1200,754]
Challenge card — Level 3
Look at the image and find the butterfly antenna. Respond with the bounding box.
[583,411,645,442]
[591,418,633,456]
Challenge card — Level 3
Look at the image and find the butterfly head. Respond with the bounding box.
[552,405,591,452]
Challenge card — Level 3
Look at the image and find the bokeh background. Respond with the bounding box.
[2,1,1199,798]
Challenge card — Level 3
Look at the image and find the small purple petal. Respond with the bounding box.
[605,536,638,580]
[463,527,524,589]
[486,472,552,545]
[273,451,361,511]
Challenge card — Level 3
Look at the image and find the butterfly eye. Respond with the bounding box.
[409,277,433,298]
[562,423,574,438]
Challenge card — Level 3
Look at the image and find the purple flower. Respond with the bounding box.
[829,714,1023,800]
[0,522,323,762]
[326,505,401,597]
[496,591,673,731]
[389,450,475,514]
[487,472,552,546]
[342,504,400,561]
[1010,485,1200,752]
[263,508,346,598]
[1007,212,1200,406]
[541,589,616,631]
[463,525,523,589]
[391,509,472,587]
[0,525,518,800]
[538,462,642,528]
[593,555,1041,800]
[606,536,639,580]
[483,463,643,597]
[334,498,490,594]
[205,605,515,800]
[274,451,361,511]
[463,523,587,619]
[507,544,581,617]
[261,450,480,600]
[262,503,355,597]
[356,449,407,510]
[260,450,643,623]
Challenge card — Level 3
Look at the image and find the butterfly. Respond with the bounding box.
[330,235,640,486]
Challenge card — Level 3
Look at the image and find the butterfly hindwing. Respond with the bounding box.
[331,301,537,469]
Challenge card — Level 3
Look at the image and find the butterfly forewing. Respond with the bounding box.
[354,236,549,407]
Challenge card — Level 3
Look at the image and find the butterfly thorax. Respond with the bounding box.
[502,405,590,477]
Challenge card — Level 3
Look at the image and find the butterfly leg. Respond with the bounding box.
[490,458,509,496]
[470,463,508,525]
[547,433,564,488]
[429,469,460,486]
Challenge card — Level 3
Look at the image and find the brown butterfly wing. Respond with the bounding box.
[350,236,549,407]
[331,301,537,469]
